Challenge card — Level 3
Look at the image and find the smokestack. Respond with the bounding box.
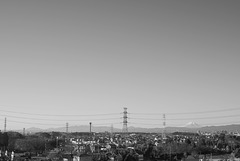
[89,122,92,134]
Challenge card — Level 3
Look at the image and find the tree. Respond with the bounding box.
[34,132,51,139]
[198,136,206,146]
[14,137,45,153]
[7,131,24,151]
[30,138,45,153]
[0,132,8,149]
[185,138,191,145]
[14,139,34,152]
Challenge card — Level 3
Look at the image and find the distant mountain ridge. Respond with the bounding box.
[18,124,240,134]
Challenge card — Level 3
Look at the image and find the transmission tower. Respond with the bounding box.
[122,107,128,133]
[4,118,6,132]
[162,114,166,139]
[66,122,69,133]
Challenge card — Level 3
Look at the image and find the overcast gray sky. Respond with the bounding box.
[0,0,240,130]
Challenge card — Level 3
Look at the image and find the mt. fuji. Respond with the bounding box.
[184,122,201,128]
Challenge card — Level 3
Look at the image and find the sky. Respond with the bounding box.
[0,0,240,131]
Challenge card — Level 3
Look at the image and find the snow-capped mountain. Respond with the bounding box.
[184,122,201,128]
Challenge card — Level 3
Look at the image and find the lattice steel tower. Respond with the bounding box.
[162,114,166,139]
[4,118,6,132]
[66,122,69,133]
[122,107,128,133]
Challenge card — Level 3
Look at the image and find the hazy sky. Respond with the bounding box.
[0,0,240,130]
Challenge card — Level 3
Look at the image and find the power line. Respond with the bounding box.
[201,121,240,126]
[129,107,240,116]
[129,122,162,126]
[1,106,239,116]
[7,120,64,126]
[129,114,240,121]
[7,119,122,126]
[0,114,121,121]
[0,109,120,117]
[167,114,240,120]
[129,117,162,121]
[129,121,240,127]
[2,106,240,129]
[93,122,122,126]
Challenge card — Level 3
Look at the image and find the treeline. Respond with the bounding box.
[0,131,65,154]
